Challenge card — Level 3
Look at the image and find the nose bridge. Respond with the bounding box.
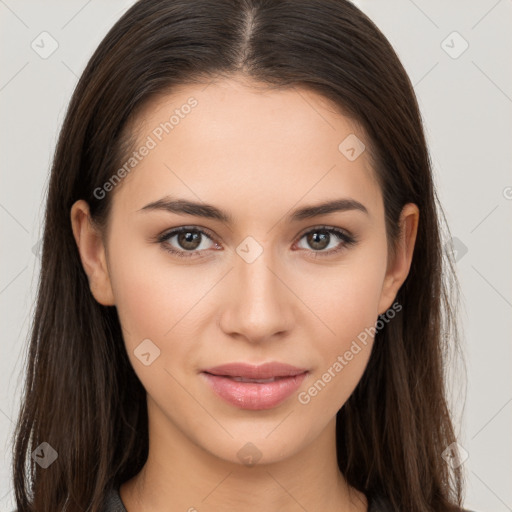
[237,243,280,304]
[221,235,293,341]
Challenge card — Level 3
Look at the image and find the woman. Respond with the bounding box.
[11,0,472,511]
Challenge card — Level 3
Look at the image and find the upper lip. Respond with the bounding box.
[202,362,308,379]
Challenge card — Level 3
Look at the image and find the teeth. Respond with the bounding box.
[231,376,277,383]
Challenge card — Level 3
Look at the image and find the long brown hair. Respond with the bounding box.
[12,0,465,510]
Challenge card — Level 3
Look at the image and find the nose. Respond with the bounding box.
[218,244,296,344]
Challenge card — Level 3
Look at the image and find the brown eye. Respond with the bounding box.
[295,226,357,256]
[305,230,331,250]
[157,227,219,258]
[176,230,202,250]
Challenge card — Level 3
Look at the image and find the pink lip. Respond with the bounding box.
[203,362,308,379]
[201,362,309,410]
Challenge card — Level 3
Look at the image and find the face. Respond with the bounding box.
[72,75,417,467]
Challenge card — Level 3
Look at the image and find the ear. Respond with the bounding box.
[377,203,419,315]
[70,200,115,306]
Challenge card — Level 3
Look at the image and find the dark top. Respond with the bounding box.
[100,486,476,512]
[101,487,388,511]
[11,487,477,511]
[102,486,127,512]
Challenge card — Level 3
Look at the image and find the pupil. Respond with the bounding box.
[309,231,329,250]
[179,231,200,250]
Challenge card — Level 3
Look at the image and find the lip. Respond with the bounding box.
[201,362,309,410]
[203,362,308,379]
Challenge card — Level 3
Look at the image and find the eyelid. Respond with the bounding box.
[296,224,353,240]
[156,225,220,254]
[158,224,218,240]
[293,225,357,256]
[156,224,357,258]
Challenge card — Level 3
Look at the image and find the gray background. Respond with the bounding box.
[1,0,511,510]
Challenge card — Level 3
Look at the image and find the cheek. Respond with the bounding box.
[106,244,195,398]
[106,237,214,375]
[106,234,184,348]
[294,248,386,412]
[109,261,167,341]
[300,251,387,347]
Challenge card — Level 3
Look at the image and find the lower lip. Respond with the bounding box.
[201,372,308,410]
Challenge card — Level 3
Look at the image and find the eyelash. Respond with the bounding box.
[156,225,357,259]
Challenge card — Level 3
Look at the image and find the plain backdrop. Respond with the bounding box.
[1,1,511,511]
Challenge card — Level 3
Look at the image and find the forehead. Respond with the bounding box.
[111,77,382,221]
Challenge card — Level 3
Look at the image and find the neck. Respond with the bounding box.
[120,397,368,512]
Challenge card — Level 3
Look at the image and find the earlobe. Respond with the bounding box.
[70,200,115,306]
[377,203,419,315]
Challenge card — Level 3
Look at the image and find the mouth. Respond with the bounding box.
[223,376,286,383]
[202,361,308,379]
[200,362,309,410]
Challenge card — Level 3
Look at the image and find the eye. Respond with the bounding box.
[157,227,220,258]
[156,225,357,260]
[294,226,357,257]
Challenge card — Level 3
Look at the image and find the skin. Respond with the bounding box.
[71,75,419,512]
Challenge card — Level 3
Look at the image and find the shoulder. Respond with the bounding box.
[11,493,482,512]
[100,486,128,512]
[11,488,127,512]
[368,494,481,512]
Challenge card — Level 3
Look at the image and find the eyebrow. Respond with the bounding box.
[138,196,368,223]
